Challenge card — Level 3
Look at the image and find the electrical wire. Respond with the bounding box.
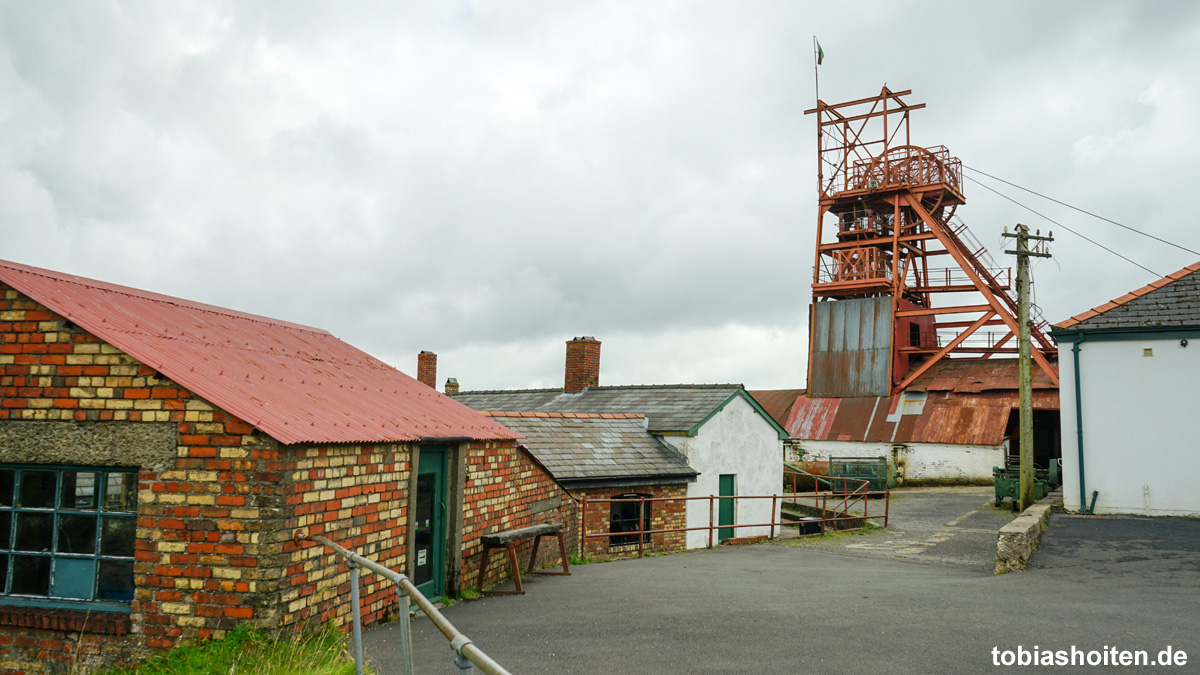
[964,175,1161,277]
[964,165,1200,257]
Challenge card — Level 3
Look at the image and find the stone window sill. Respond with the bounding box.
[0,605,131,635]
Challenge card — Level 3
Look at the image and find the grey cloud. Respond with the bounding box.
[2,0,1198,390]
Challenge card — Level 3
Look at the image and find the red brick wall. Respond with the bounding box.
[573,484,688,558]
[563,338,600,393]
[461,441,577,589]
[0,283,284,673]
[280,442,411,629]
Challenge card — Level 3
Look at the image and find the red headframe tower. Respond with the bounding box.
[805,87,1058,397]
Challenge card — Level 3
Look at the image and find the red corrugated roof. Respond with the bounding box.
[763,358,1060,446]
[746,389,805,428]
[1055,260,1200,329]
[0,259,518,445]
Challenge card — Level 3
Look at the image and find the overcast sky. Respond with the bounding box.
[3,1,1198,391]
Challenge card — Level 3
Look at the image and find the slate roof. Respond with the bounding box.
[453,384,753,434]
[0,259,518,445]
[1055,261,1200,331]
[483,413,697,485]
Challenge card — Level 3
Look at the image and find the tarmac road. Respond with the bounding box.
[364,505,1200,674]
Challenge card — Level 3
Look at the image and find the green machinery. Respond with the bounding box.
[829,456,896,493]
[993,458,1060,508]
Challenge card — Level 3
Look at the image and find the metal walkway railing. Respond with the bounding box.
[579,478,889,554]
[296,532,512,675]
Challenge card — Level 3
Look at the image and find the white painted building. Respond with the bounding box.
[657,392,786,549]
[1053,262,1200,516]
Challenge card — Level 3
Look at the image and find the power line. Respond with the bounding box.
[964,175,1161,277]
[964,165,1200,257]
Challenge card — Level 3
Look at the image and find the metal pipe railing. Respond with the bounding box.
[576,483,890,555]
[295,532,513,675]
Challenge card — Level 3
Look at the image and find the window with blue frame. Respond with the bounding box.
[0,466,138,611]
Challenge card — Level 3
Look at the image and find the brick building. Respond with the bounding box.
[454,337,787,550]
[0,260,574,674]
[480,412,696,558]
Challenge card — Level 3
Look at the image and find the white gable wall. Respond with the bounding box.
[1061,336,1200,516]
[660,395,783,549]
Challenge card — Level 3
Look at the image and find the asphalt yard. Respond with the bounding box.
[364,490,1200,674]
[784,486,1017,570]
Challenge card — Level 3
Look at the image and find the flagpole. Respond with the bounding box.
[812,35,820,108]
[813,36,822,192]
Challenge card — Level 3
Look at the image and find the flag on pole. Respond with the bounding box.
[816,39,824,65]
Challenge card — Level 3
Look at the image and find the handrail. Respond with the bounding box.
[295,532,513,675]
[579,479,889,554]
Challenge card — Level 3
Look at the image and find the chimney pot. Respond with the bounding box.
[564,337,601,393]
[417,351,437,389]
[444,377,459,395]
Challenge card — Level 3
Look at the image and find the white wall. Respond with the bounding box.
[795,440,1003,484]
[1060,336,1200,516]
[661,395,783,549]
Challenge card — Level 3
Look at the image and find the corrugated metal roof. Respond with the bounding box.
[787,389,1058,446]
[484,414,696,484]
[1054,261,1200,331]
[0,259,518,445]
[765,358,1060,446]
[746,389,805,428]
[904,358,1058,392]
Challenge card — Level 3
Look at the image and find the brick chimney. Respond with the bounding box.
[564,336,601,393]
[417,351,437,389]
[444,377,459,395]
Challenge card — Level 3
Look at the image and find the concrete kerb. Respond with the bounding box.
[994,488,1062,574]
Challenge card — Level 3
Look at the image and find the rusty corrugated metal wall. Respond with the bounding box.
[809,297,892,398]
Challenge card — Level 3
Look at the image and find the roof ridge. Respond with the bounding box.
[0,259,330,336]
[482,411,646,419]
[454,387,563,395]
[589,383,743,390]
[1055,260,1200,329]
[454,383,744,395]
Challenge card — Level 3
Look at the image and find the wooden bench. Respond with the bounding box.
[477,522,570,596]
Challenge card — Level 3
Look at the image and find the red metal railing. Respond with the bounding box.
[579,479,889,557]
[842,145,962,195]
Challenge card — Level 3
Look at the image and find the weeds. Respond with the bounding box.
[568,553,612,566]
[455,587,482,601]
[98,624,357,675]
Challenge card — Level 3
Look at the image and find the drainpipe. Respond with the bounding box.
[1071,333,1095,514]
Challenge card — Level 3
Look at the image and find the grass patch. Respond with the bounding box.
[567,553,611,566]
[100,624,357,675]
[456,587,482,601]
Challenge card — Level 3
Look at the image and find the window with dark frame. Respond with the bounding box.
[609,493,651,547]
[0,466,138,611]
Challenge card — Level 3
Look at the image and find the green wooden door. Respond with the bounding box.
[414,447,447,600]
[718,474,735,540]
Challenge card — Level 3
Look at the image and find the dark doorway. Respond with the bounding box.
[414,447,447,599]
[1004,409,1062,471]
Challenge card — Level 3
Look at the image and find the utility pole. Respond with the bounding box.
[1003,224,1053,512]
